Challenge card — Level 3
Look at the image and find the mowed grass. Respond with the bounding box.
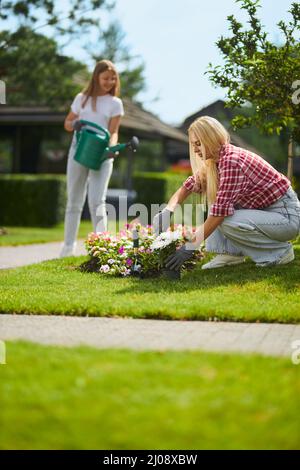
[0,245,300,323]
[0,341,299,450]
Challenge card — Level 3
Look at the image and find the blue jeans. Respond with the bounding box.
[206,187,300,265]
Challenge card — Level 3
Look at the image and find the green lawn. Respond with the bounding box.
[1,245,300,323]
[0,341,299,450]
[0,221,93,246]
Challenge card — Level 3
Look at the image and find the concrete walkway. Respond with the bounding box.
[1,314,299,358]
[0,242,299,359]
[0,240,86,269]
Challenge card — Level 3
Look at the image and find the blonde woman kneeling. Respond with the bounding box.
[152,116,300,270]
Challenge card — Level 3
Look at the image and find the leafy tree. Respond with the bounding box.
[207,0,300,179]
[0,0,113,40]
[0,1,146,103]
[0,27,88,107]
[87,21,146,100]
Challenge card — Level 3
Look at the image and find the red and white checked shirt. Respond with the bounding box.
[183,143,290,217]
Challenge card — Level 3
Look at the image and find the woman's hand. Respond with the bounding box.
[165,245,195,271]
[152,186,191,236]
[64,110,79,132]
[71,120,83,132]
[153,208,173,235]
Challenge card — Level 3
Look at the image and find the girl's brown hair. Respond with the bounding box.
[82,60,121,111]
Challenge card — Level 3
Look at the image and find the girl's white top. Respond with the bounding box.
[71,92,124,129]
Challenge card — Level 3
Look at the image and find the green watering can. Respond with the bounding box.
[74,120,139,170]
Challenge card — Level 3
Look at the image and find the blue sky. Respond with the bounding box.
[111,0,294,125]
[5,0,296,125]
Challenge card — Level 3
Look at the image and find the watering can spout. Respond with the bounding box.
[108,136,139,156]
[127,136,139,152]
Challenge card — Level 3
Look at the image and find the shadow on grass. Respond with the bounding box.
[110,246,300,295]
[45,245,300,296]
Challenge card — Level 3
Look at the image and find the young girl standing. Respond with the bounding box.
[60,60,124,257]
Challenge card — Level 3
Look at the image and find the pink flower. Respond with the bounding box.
[88,232,100,242]
[126,258,133,266]
[120,267,131,277]
[118,246,125,254]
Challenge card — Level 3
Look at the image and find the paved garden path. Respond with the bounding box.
[0,240,86,269]
[0,242,299,359]
[1,314,299,358]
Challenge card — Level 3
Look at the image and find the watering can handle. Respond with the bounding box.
[79,120,111,141]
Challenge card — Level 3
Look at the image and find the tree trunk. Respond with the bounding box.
[287,138,294,182]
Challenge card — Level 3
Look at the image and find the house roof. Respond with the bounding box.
[0,98,188,143]
[181,99,234,131]
[180,99,270,159]
[121,99,188,142]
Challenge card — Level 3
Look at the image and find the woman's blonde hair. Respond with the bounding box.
[188,116,230,206]
[82,59,121,111]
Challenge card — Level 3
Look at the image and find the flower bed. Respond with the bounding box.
[79,224,203,278]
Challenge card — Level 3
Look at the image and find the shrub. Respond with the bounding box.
[133,171,184,207]
[0,174,66,227]
[132,171,204,224]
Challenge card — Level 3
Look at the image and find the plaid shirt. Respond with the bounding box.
[183,143,290,217]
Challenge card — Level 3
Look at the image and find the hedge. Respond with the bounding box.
[133,172,184,207]
[0,172,207,228]
[132,171,204,224]
[0,174,66,227]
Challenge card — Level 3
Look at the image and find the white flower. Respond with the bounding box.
[100,264,110,273]
[150,240,165,250]
[107,259,116,265]
[150,230,182,251]
[123,268,131,277]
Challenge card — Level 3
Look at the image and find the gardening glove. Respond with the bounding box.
[165,244,195,271]
[72,119,83,132]
[153,208,173,236]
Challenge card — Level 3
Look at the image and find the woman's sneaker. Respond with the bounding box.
[202,254,245,270]
[256,247,295,267]
[59,243,76,258]
[276,248,295,265]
